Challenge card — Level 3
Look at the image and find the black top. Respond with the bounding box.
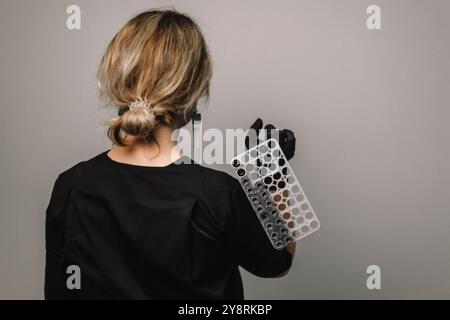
[45,151,292,300]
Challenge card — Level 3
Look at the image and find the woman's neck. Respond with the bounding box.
[107,126,182,167]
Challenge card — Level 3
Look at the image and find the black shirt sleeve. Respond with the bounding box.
[44,164,81,299]
[198,169,292,278]
[225,178,293,277]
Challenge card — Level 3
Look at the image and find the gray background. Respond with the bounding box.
[0,0,449,299]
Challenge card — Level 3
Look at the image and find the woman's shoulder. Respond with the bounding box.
[54,151,240,194]
[190,163,239,188]
[53,150,108,184]
[55,161,86,184]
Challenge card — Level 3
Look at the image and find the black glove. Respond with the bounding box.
[245,118,296,161]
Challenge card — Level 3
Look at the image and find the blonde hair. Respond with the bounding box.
[97,9,212,146]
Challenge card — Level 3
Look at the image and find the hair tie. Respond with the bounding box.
[128,98,153,111]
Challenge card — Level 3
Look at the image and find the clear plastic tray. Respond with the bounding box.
[231,139,320,250]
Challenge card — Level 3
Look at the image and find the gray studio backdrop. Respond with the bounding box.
[0,0,449,299]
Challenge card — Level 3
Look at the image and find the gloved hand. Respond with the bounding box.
[245,118,296,160]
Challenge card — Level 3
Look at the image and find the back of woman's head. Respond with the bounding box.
[97,9,212,146]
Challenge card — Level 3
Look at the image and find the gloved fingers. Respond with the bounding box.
[264,124,276,141]
[245,119,296,161]
[246,118,264,150]
[280,129,296,160]
[250,118,263,131]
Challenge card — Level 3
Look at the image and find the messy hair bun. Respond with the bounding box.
[97,9,212,146]
[108,104,174,144]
